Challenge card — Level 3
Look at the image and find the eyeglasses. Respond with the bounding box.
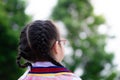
[51,39,67,49]
[58,39,67,45]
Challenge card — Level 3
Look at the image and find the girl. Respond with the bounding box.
[17,20,81,80]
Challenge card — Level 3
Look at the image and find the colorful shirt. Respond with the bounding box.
[18,62,82,80]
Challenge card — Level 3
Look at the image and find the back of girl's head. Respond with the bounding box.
[16,20,62,68]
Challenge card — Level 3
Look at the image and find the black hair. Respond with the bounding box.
[16,20,63,68]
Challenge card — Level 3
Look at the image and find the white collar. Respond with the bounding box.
[32,61,56,67]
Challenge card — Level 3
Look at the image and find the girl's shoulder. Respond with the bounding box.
[18,62,82,80]
[18,71,82,80]
[19,73,82,80]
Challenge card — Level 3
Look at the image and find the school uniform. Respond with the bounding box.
[18,62,82,80]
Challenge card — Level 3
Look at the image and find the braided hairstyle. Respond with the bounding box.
[16,20,63,68]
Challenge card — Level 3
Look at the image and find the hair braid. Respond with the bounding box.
[16,53,32,68]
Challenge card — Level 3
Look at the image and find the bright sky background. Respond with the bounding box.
[25,0,120,70]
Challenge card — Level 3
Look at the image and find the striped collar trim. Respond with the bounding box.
[28,72,73,76]
[29,66,71,74]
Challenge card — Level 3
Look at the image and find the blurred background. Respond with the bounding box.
[0,0,120,80]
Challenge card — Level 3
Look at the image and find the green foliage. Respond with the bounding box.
[51,0,117,80]
[0,0,30,80]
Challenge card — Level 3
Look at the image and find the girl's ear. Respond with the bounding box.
[52,41,59,54]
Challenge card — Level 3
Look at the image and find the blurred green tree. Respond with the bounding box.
[51,0,117,80]
[0,0,30,80]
